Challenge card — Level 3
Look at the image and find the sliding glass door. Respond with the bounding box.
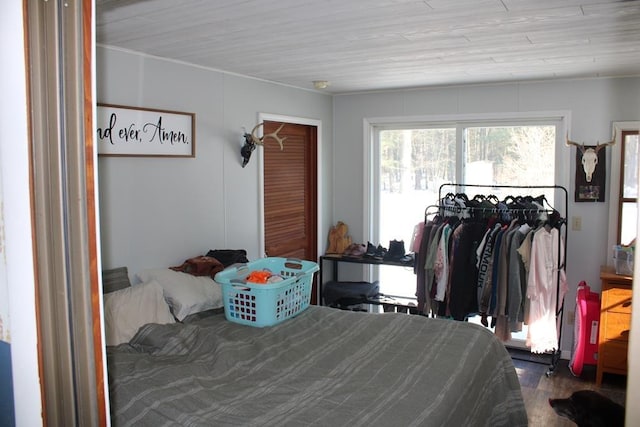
[372,120,561,319]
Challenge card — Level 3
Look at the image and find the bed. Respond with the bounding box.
[106,303,528,426]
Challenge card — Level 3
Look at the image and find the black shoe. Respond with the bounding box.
[364,242,377,258]
[385,239,406,260]
[374,244,387,260]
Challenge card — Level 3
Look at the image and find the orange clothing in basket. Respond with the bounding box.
[246,270,272,284]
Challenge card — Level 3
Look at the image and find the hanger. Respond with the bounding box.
[454,193,470,202]
[502,195,516,205]
[487,194,500,205]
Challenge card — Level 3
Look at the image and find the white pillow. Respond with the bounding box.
[137,268,223,321]
[103,280,175,346]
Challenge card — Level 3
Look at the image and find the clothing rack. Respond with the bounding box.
[430,183,568,376]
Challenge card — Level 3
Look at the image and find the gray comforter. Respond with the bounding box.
[108,306,527,426]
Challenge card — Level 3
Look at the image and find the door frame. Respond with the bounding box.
[257,113,323,260]
[25,0,107,424]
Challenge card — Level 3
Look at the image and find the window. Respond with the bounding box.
[371,118,565,299]
[618,130,639,245]
[608,122,640,252]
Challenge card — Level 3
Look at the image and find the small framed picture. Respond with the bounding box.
[574,146,606,202]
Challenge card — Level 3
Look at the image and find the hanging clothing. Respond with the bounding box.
[433,223,452,302]
[425,222,444,306]
[447,221,485,321]
[415,220,435,312]
[507,224,530,333]
[410,221,425,254]
[477,223,502,326]
[425,185,567,358]
[494,220,519,341]
[526,226,567,353]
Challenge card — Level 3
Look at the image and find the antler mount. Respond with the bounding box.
[249,122,287,150]
[566,132,615,153]
[241,122,288,168]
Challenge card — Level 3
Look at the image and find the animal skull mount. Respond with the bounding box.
[240,122,287,168]
[566,133,615,182]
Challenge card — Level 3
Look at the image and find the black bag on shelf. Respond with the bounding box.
[323,280,380,308]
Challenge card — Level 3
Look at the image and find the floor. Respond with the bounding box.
[511,350,627,426]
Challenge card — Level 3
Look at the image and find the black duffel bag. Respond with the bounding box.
[323,280,380,308]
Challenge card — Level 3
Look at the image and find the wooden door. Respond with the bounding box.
[263,121,318,300]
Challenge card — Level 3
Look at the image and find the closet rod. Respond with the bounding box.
[438,182,569,193]
[438,206,555,214]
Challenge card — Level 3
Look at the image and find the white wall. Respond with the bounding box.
[333,77,640,355]
[97,46,333,279]
[1,0,42,425]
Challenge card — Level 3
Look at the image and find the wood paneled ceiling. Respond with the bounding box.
[96,0,640,93]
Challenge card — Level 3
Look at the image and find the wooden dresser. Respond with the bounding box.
[596,265,633,386]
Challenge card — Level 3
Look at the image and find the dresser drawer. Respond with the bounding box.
[600,340,628,371]
[602,312,631,342]
[603,286,632,314]
[597,267,633,386]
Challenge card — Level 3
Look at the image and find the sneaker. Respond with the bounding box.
[343,243,366,257]
[399,252,415,265]
[350,243,366,257]
[364,242,377,258]
[373,244,387,260]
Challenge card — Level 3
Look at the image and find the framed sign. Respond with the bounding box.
[96,104,195,157]
[574,145,606,202]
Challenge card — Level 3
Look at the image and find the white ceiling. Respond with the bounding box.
[96,0,640,94]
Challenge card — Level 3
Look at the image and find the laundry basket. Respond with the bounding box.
[214,257,319,327]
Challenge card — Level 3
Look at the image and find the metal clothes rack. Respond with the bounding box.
[433,183,568,376]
